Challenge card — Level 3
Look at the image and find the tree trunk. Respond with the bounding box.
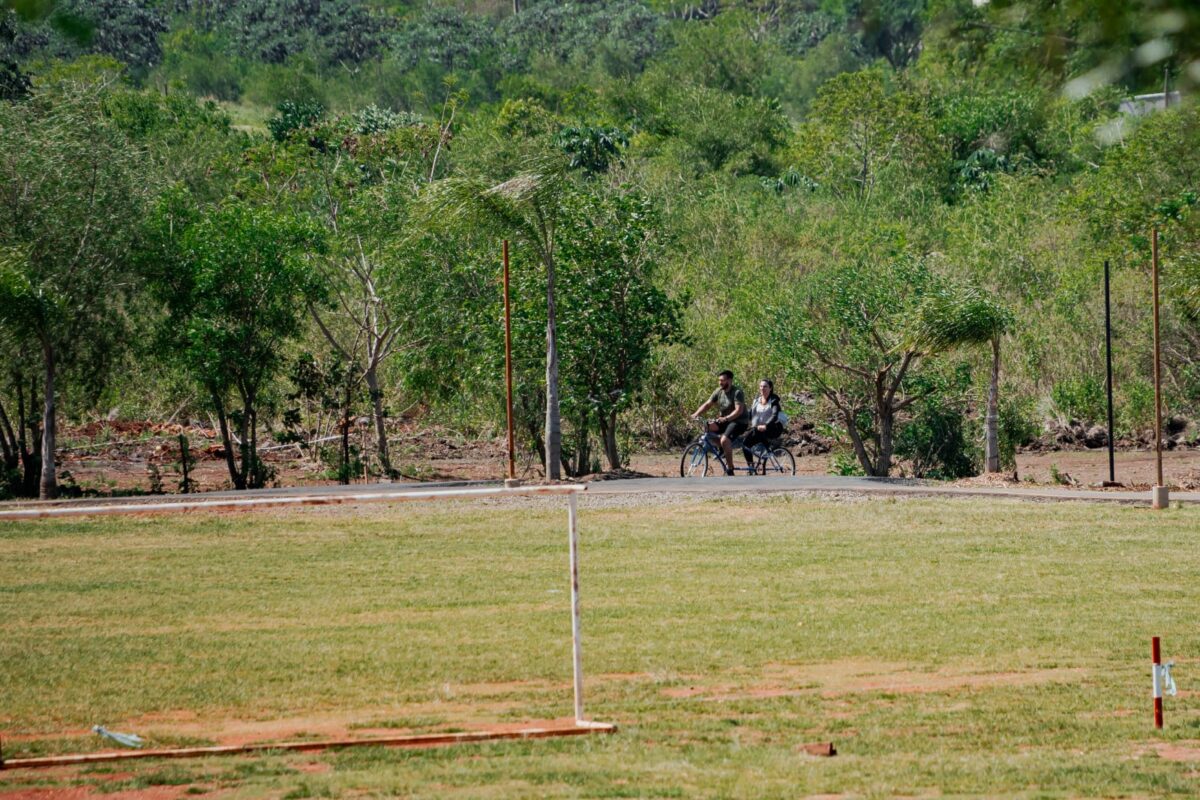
[365,364,392,476]
[843,408,875,476]
[985,336,1001,473]
[599,411,620,471]
[39,342,57,500]
[212,393,244,490]
[340,411,351,486]
[0,398,16,470]
[544,255,563,480]
[247,403,261,489]
[876,403,894,477]
[18,376,40,497]
[571,419,590,477]
[342,376,354,485]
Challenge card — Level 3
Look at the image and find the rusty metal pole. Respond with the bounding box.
[1104,260,1116,484]
[1151,228,1168,509]
[503,240,517,484]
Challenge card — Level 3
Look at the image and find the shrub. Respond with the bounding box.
[998,395,1039,469]
[267,98,325,142]
[1050,375,1105,424]
[894,374,980,480]
[1118,378,1155,435]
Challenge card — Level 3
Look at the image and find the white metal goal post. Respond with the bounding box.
[0,484,613,771]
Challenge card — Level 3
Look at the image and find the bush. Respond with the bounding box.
[829,452,865,476]
[267,98,325,142]
[1050,375,1105,424]
[352,104,420,135]
[998,395,1039,469]
[894,377,979,480]
[241,60,325,108]
[0,465,20,501]
[157,29,242,101]
[1118,378,1155,435]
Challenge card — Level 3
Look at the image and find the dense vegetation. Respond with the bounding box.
[1,0,1198,496]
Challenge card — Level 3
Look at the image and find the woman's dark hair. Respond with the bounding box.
[759,378,780,405]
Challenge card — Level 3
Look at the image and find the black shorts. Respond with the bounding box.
[716,420,749,440]
[743,422,784,450]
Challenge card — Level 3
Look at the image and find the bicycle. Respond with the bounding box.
[679,420,796,477]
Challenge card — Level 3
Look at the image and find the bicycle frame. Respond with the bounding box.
[682,420,794,478]
[693,423,773,474]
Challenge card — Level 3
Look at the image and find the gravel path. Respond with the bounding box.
[3,474,1197,521]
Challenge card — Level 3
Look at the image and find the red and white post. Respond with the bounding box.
[1152,636,1164,729]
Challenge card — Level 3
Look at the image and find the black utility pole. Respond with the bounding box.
[1104,259,1116,484]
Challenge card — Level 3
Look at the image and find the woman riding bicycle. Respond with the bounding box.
[742,379,785,469]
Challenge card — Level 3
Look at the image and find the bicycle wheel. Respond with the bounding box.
[680,442,711,477]
[759,446,796,475]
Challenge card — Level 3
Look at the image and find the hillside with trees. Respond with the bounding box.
[1,0,1198,497]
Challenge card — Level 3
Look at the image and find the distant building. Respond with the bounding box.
[1119,92,1183,116]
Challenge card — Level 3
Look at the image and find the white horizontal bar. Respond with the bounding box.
[0,485,585,521]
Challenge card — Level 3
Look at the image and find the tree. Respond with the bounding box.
[0,81,147,499]
[768,259,940,477]
[426,152,572,479]
[0,332,41,498]
[147,196,324,490]
[925,0,1200,96]
[498,0,662,76]
[247,103,455,477]
[555,125,628,176]
[555,189,682,472]
[792,67,938,206]
[1,10,31,100]
[910,285,1013,472]
[221,0,392,66]
[391,7,497,73]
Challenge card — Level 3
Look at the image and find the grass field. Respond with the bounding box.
[2,494,1200,798]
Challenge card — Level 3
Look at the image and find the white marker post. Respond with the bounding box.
[1153,637,1164,729]
[568,492,585,724]
[1151,637,1177,730]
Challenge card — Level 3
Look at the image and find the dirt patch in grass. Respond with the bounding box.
[100,704,574,748]
[0,788,190,799]
[1153,742,1200,762]
[662,661,1086,701]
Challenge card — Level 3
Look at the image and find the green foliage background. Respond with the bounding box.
[2,0,1200,486]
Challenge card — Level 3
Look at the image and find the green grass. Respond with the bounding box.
[2,496,1200,797]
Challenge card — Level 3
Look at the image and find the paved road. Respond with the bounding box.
[1,475,1196,516]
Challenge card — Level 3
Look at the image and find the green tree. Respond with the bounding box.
[792,67,939,206]
[256,106,454,478]
[0,332,41,498]
[0,81,148,498]
[555,189,683,471]
[426,152,572,479]
[910,285,1013,472]
[768,259,941,477]
[147,196,324,490]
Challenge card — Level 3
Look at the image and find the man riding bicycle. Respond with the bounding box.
[690,369,749,476]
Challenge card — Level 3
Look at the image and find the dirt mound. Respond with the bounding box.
[580,469,656,481]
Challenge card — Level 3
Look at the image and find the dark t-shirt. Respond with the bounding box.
[709,386,749,423]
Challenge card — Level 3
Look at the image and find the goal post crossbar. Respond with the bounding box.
[0,484,585,520]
